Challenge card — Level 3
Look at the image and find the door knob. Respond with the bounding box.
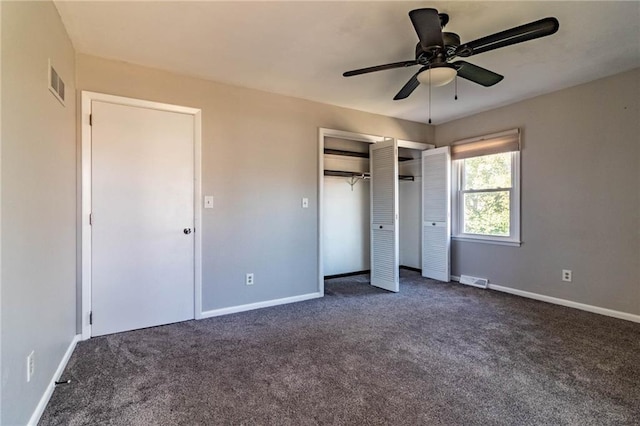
[183,228,192,235]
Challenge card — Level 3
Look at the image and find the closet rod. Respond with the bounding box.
[323,170,414,181]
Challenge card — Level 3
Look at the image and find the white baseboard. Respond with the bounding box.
[28,334,81,426]
[450,275,640,323]
[487,284,640,323]
[200,292,323,319]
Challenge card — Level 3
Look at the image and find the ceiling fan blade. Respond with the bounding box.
[409,8,444,50]
[393,71,422,100]
[453,61,504,87]
[456,17,559,57]
[343,60,417,77]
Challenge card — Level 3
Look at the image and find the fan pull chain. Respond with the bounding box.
[455,76,458,100]
[428,66,432,124]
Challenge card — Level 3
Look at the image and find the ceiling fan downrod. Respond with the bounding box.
[428,66,432,124]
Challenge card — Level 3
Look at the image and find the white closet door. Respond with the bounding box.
[422,147,451,282]
[370,138,399,292]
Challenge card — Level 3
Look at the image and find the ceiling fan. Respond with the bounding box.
[343,8,559,100]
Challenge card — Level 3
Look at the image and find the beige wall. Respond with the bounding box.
[435,69,640,315]
[1,2,77,424]
[0,2,3,420]
[76,54,433,313]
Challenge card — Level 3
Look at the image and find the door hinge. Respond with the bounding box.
[89,311,93,325]
[89,114,92,126]
[89,213,93,225]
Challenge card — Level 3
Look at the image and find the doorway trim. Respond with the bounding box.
[81,91,202,340]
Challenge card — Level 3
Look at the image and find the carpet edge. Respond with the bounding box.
[28,334,81,426]
[450,275,640,323]
[201,292,323,319]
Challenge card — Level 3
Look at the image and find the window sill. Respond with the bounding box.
[452,236,522,247]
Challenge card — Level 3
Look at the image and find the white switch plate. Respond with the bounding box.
[204,196,214,209]
[302,198,309,208]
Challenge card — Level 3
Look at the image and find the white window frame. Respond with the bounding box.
[452,150,521,246]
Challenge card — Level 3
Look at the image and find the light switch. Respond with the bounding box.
[204,196,214,209]
[302,198,309,208]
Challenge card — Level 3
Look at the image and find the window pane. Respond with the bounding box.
[463,191,510,236]
[463,152,511,190]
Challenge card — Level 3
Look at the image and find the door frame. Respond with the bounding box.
[81,91,202,340]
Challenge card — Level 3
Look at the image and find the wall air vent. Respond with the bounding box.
[48,59,65,106]
[459,274,489,289]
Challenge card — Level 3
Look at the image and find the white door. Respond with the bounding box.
[91,101,195,336]
[370,138,399,292]
[422,147,451,281]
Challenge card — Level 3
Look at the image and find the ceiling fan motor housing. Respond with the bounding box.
[443,32,460,48]
[416,32,460,64]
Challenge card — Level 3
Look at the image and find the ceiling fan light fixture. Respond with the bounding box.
[417,66,457,87]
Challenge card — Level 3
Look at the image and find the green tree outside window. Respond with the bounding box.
[462,153,511,236]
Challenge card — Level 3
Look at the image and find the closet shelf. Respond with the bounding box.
[324,170,414,181]
[324,148,413,162]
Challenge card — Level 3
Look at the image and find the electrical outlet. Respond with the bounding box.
[246,273,254,286]
[562,269,572,282]
[27,351,35,382]
[302,198,309,208]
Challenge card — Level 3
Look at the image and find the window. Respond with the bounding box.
[451,130,520,246]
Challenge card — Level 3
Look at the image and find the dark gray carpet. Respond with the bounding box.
[40,270,640,425]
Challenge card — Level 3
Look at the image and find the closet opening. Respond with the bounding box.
[317,128,433,295]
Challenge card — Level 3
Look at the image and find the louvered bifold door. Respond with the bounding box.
[370,138,399,292]
[422,147,451,282]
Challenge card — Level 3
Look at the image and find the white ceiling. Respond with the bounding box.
[54,1,640,124]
